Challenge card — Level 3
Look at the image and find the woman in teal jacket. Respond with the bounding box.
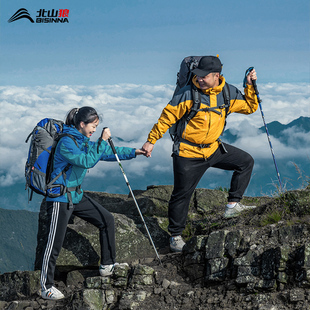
[41,106,145,300]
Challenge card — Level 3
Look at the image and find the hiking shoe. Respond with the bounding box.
[224,202,257,218]
[99,262,129,276]
[170,235,185,252]
[41,286,65,300]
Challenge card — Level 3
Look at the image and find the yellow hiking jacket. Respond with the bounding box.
[147,76,258,158]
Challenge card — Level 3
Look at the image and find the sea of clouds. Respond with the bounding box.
[0,82,309,207]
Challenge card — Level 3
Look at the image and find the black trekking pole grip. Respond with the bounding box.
[107,137,117,154]
[97,127,109,153]
[248,67,262,103]
[251,80,262,103]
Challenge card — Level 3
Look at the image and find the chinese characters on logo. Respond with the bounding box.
[36,9,70,23]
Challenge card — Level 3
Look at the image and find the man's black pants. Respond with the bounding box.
[168,143,254,236]
[40,194,115,290]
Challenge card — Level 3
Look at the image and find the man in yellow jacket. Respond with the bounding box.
[142,56,258,252]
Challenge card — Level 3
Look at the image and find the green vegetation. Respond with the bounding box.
[157,217,169,233]
[183,222,195,241]
[293,162,310,189]
[259,184,310,226]
[215,186,229,193]
[260,210,282,226]
[257,164,310,227]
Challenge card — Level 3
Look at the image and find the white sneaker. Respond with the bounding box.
[41,286,64,300]
[99,262,129,276]
[170,235,185,252]
[224,202,257,218]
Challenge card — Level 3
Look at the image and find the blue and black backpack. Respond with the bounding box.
[25,118,77,202]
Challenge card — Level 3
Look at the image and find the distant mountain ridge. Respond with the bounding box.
[261,116,310,136]
[223,116,310,144]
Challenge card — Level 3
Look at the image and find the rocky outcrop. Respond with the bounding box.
[1,185,310,309]
[34,207,163,272]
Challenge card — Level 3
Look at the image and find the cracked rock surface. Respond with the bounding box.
[1,185,309,309]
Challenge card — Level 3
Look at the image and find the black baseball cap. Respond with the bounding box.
[192,56,222,77]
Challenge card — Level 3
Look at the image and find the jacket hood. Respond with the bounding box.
[62,124,90,144]
[192,75,226,95]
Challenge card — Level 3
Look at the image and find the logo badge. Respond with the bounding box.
[8,8,35,23]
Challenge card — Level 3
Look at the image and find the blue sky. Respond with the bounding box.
[1,0,309,86]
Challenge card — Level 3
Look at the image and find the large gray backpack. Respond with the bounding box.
[169,56,230,141]
[25,118,77,203]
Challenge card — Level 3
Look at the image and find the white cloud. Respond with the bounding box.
[0,82,309,189]
[281,126,310,147]
[230,119,310,161]
[227,82,310,129]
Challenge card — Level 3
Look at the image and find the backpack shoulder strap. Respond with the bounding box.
[46,133,79,208]
[55,133,78,146]
[219,82,231,136]
[46,133,78,184]
[185,82,201,122]
[222,82,231,117]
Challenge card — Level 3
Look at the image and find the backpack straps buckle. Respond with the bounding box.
[66,185,82,209]
[199,106,222,115]
[177,136,211,149]
[66,191,74,209]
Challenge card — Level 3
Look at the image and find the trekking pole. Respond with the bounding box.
[246,68,284,193]
[105,133,162,265]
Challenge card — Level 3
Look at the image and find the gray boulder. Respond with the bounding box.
[34,199,168,272]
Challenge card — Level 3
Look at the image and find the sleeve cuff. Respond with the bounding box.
[147,138,156,144]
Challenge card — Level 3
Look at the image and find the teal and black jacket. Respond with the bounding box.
[46,124,136,204]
